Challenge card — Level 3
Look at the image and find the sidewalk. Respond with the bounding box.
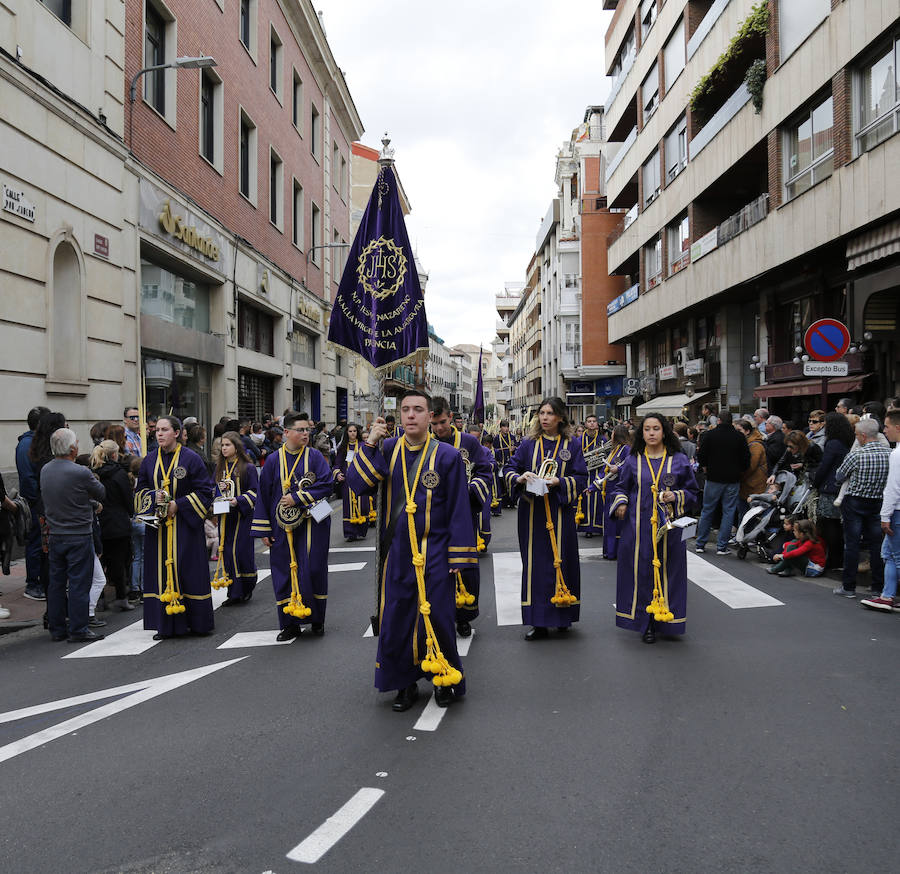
[0,558,44,634]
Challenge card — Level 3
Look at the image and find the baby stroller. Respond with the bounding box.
[734,470,813,561]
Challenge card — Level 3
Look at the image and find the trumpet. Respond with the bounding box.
[655,498,677,542]
[538,458,558,480]
[276,470,317,530]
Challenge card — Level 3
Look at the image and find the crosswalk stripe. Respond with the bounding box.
[217,631,296,648]
[491,552,523,625]
[329,546,376,553]
[686,553,784,609]
[329,562,367,573]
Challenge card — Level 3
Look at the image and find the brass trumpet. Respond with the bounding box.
[538,458,558,480]
[276,470,316,530]
[655,498,677,542]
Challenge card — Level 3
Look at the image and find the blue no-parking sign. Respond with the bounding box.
[804,319,850,363]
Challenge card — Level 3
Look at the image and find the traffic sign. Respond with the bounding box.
[804,319,850,362]
[803,361,849,377]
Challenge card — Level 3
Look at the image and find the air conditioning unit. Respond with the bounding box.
[674,347,692,368]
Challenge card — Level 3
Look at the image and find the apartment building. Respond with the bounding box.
[602,0,899,420]
[503,252,543,428]
[494,282,522,421]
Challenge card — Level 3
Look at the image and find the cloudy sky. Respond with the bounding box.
[317,1,614,348]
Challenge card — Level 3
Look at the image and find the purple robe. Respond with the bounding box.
[493,432,517,506]
[135,446,214,635]
[577,431,605,536]
[215,463,258,600]
[608,451,699,635]
[503,436,588,628]
[347,437,476,694]
[599,444,632,559]
[334,443,369,540]
[251,446,333,630]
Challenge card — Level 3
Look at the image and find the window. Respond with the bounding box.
[340,154,348,201]
[779,0,829,61]
[292,180,304,248]
[291,326,317,368]
[199,68,223,170]
[610,25,636,83]
[667,213,690,274]
[784,94,833,201]
[333,142,340,191]
[141,260,211,333]
[239,109,257,203]
[311,104,320,158]
[665,114,688,182]
[238,300,275,356]
[269,26,282,99]
[292,70,303,131]
[641,61,659,121]
[310,202,321,264]
[640,0,657,41]
[40,0,71,26]
[856,35,900,153]
[238,370,274,422]
[269,149,283,229]
[644,235,662,288]
[663,17,685,91]
[642,149,660,205]
[239,0,257,55]
[144,2,166,114]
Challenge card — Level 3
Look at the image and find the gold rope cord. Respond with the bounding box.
[645,451,674,623]
[536,436,576,608]
[156,446,185,615]
[401,435,462,688]
[211,461,235,591]
[280,447,312,619]
[455,571,475,608]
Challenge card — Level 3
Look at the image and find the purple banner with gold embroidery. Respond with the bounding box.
[473,347,485,424]
[328,163,428,371]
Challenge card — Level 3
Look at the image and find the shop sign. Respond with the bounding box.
[639,375,657,396]
[296,297,321,326]
[607,283,639,316]
[570,381,593,394]
[3,184,35,222]
[623,377,641,396]
[684,358,704,376]
[690,227,718,262]
[597,376,624,397]
[658,364,677,381]
[158,200,220,260]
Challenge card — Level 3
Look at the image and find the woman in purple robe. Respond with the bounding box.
[503,397,588,640]
[609,413,699,644]
[332,423,369,541]
[598,424,633,560]
[135,416,214,639]
[213,431,258,606]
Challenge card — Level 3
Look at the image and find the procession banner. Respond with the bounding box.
[473,347,485,424]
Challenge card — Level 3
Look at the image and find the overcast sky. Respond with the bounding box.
[317,1,613,348]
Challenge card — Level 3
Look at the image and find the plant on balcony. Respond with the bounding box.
[689,2,769,128]
[744,58,767,113]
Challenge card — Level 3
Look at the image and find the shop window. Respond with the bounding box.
[292,179,304,249]
[784,94,833,201]
[311,103,321,159]
[140,260,211,333]
[239,108,257,203]
[291,325,317,368]
[238,370,274,422]
[144,358,212,429]
[269,25,283,100]
[270,148,283,230]
[49,239,85,382]
[238,300,275,356]
[855,33,900,154]
[199,67,223,171]
[292,69,303,131]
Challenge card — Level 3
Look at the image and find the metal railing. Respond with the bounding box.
[717,193,769,245]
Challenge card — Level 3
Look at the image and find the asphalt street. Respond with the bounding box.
[1,506,897,874]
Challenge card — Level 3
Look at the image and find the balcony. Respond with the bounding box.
[605,45,636,112]
[690,82,751,159]
[717,193,768,245]
[605,125,637,183]
[687,0,731,61]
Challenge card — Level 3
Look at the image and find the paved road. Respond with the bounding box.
[1,509,897,873]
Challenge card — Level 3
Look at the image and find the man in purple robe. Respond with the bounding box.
[347,390,476,712]
[493,421,517,508]
[252,413,333,640]
[577,415,605,537]
[430,397,491,638]
[135,416,214,639]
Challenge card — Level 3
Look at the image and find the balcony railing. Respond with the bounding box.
[717,193,769,245]
[606,125,637,182]
[605,45,636,111]
[689,82,750,159]
[687,0,732,60]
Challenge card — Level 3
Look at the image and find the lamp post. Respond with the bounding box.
[128,56,217,149]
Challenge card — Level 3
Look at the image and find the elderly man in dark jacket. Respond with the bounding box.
[764,415,786,469]
[694,412,751,555]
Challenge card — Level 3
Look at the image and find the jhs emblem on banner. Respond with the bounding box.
[422,470,440,490]
[358,237,407,300]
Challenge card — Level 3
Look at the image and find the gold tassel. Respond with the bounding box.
[543,494,577,607]
[282,527,312,618]
[455,571,476,607]
[210,512,232,590]
[575,492,585,524]
[646,480,674,622]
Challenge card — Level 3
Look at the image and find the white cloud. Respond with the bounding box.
[318,1,612,346]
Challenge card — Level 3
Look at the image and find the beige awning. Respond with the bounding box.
[634,391,712,417]
[847,218,900,270]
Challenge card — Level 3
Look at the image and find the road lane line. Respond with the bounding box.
[328,562,367,573]
[0,658,247,763]
[363,623,374,637]
[456,628,474,657]
[64,572,271,659]
[579,547,604,559]
[217,631,296,648]
[686,553,784,609]
[491,552,523,625]
[413,695,447,732]
[286,787,385,864]
[329,546,376,552]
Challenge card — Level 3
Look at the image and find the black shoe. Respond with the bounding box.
[586,532,593,539]
[524,626,548,641]
[276,626,301,642]
[88,616,107,628]
[50,634,68,642]
[434,685,454,708]
[456,620,472,638]
[556,626,570,633]
[23,587,47,601]
[642,628,656,644]
[127,589,143,602]
[152,632,172,640]
[68,630,105,643]
[311,623,325,636]
[392,683,420,712]
[222,597,240,607]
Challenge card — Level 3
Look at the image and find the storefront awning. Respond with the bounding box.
[847,218,900,270]
[753,374,870,399]
[616,396,633,406]
[635,391,712,417]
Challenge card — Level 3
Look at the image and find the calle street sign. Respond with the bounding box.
[803,361,849,377]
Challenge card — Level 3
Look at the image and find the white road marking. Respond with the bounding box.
[413,695,446,732]
[0,658,246,763]
[491,552,523,625]
[328,562,367,573]
[286,787,385,864]
[64,572,271,659]
[363,623,374,637]
[686,553,784,609]
[329,546,376,552]
[456,628,475,657]
[217,631,296,648]
[579,547,605,559]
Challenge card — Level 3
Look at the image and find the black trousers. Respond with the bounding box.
[101,536,131,600]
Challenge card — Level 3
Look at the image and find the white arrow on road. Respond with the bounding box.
[0,657,247,763]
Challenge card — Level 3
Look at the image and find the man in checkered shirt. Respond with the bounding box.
[833,418,891,597]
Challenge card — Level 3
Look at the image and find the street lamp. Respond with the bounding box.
[128,56,217,148]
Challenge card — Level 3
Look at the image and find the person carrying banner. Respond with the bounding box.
[252,413,332,640]
[430,397,491,638]
[576,414,605,538]
[347,390,477,711]
[493,420,517,509]
[134,416,214,639]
